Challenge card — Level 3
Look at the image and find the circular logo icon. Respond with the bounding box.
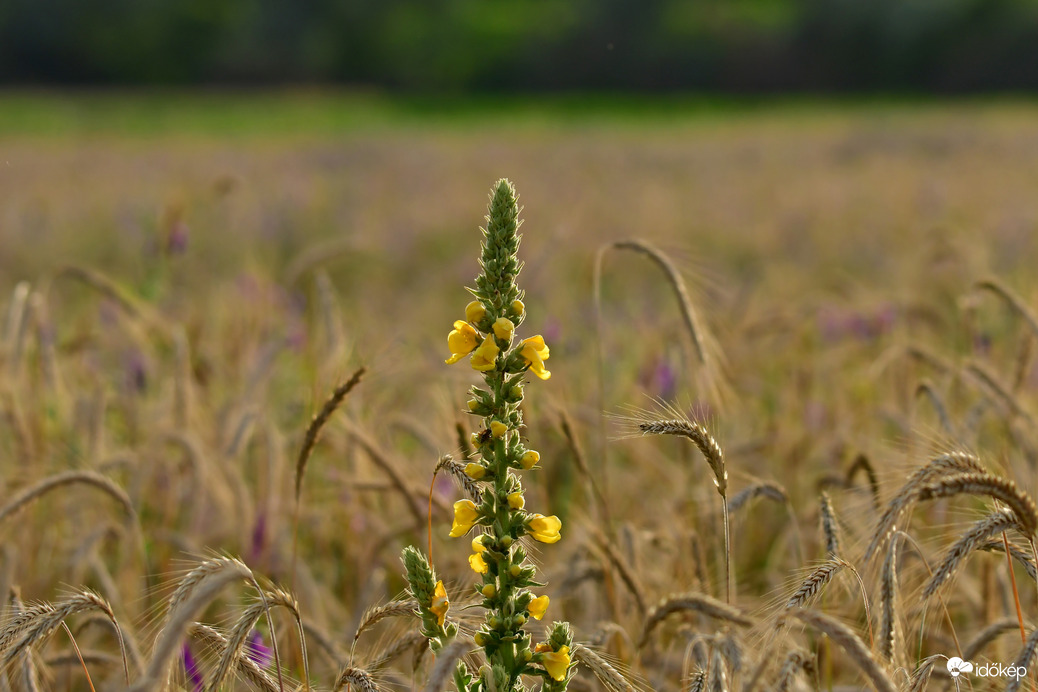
[946,657,973,677]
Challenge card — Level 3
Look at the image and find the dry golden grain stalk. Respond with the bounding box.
[728,482,787,514]
[0,590,125,683]
[771,650,814,692]
[979,540,1038,581]
[433,456,483,503]
[684,667,705,692]
[915,473,1038,536]
[421,637,469,692]
[819,492,841,557]
[353,599,419,642]
[589,528,649,617]
[790,609,895,692]
[878,533,900,664]
[965,359,1038,428]
[640,593,752,648]
[923,508,1023,600]
[914,380,957,439]
[785,558,846,610]
[206,588,301,692]
[333,665,379,692]
[863,451,986,564]
[572,644,633,692]
[190,624,280,692]
[0,470,135,527]
[637,419,727,496]
[707,646,727,692]
[974,277,1038,338]
[143,558,256,692]
[345,421,427,528]
[1005,626,1038,692]
[905,655,942,692]
[366,631,428,671]
[560,410,608,524]
[294,367,366,503]
[963,618,1028,659]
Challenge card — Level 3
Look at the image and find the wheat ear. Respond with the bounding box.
[191,624,280,692]
[640,593,752,647]
[638,417,730,602]
[923,508,1023,599]
[206,588,301,692]
[790,609,895,692]
[572,644,634,692]
[1005,627,1038,692]
[863,451,986,564]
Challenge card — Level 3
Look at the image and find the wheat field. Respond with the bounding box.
[2,97,1038,690]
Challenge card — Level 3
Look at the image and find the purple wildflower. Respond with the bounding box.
[182,644,203,692]
[246,630,273,668]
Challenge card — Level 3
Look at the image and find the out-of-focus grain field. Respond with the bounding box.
[3,94,1038,691]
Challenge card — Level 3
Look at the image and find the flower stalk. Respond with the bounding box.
[403,179,574,691]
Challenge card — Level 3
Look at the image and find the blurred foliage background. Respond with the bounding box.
[5,0,1038,91]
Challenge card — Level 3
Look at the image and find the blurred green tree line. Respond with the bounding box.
[3,0,1038,90]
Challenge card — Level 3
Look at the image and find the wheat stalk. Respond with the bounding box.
[191,624,280,692]
[877,532,899,664]
[1005,626,1038,692]
[637,417,731,602]
[572,644,633,692]
[641,593,752,648]
[790,609,895,692]
[915,472,1037,536]
[785,558,846,609]
[0,470,134,528]
[863,451,986,564]
[923,508,1022,599]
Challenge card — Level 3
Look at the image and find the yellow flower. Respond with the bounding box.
[492,317,515,342]
[520,450,540,470]
[464,463,486,480]
[527,514,562,544]
[446,321,479,364]
[450,500,480,537]
[519,335,551,380]
[470,335,500,371]
[507,492,525,510]
[490,421,507,438]
[466,301,487,324]
[528,594,549,620]
[430,580,449,627]
[469,535,489,574]
[481,583,496,598]
[538,644,571,681]
[511,299,525,319]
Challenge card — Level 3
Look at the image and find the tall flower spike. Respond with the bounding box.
[403,180,574,690]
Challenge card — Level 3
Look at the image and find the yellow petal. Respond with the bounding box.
[470,335,500,372]
[430,580,450,627]
[447,321,479,364]
[450,499,480,537]
[520,450,540,470]
[465,301,486,324]
[528,595,549,620]
[492,317,515,341]
[541,646,570,681]
[527,514,562,544]
[507,492,525,510]
[520,336,551,379]
[468,551,488,574]
[490,421,507,438]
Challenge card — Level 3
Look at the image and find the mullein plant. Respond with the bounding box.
[401,179,575,692]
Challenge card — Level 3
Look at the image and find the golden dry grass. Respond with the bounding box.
[2,99,1038,690]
